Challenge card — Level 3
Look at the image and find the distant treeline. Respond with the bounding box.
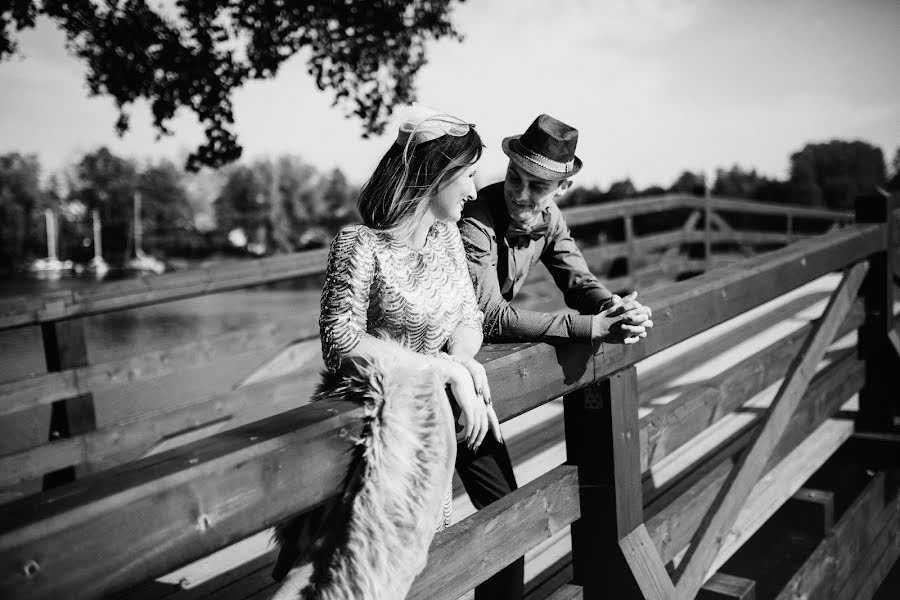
[1,139,897,272]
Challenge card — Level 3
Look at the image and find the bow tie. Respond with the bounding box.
[505,214,550,248]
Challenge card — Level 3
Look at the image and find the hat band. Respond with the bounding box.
[516,142,576,173]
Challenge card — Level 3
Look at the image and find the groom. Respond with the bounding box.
[460,113,652,345]
[456,114,652,600]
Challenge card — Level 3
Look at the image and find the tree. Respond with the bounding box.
[606,178,638,200]
[70,147,138,256]
[669,171,706,196]
[0,153,50,268]
[789,140,886,210]
[1,1,466,170]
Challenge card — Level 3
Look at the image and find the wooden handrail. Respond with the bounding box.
[0,196,851,331]
[0,221,886,599]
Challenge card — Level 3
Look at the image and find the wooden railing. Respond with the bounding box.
[0,194,895,599]
[0,195,852,495]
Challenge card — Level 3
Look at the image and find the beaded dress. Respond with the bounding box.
[319,220,484,529]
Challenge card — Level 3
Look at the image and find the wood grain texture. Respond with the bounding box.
[407,465,580,600]
[774,473,886,600]
[673,262,867,598]
[699,573,756,600]
[618,524,676,600]
[645,349,863,566]
[0,316,311,417]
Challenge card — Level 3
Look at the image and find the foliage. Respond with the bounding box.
[0,0,465,170]
[0,153,49,268]
[668,171,706,196]
[214,156,358,253]
[789,140,886,209]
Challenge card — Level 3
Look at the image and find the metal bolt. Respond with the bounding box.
[197,514,211,531]
[23,560,39,578]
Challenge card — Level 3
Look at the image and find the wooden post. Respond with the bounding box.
[624,215,635,276]
[854,190,900,432]
[703,196,712,272]
[40,318,96,488]
[564,367,673,599]
[786,213,793,245]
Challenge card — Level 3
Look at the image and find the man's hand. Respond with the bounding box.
[591,292,654,344]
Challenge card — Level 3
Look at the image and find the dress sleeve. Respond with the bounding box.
[446,223,484,332]
[319,226,376,372]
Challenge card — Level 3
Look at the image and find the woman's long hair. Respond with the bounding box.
[358,124,484,240]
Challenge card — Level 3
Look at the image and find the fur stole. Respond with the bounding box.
[271,350,457,600]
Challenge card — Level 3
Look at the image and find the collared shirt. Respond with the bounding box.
[459,181,613,342]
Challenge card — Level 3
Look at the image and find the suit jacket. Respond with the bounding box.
[459,181,613,341]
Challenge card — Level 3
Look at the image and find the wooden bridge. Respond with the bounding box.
[0,192,898,599]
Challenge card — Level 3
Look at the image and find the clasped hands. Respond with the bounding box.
[591,291,654,344]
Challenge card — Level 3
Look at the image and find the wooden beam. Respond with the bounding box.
[639,299,864,476]
[618,524,676,600]
[407,465,580,600]
[545,584,584,600]
[0,364,323,486]
[564,367,667,598]
[0,317,311,417]
[0,249,331,329]
[835,487,900,600]
[673,262,867,598]
[698,573,756,600]
[856,190,900,432]
[591,222,883,382]
[774,472,888,600]
[0,398,365,600]
[645,348,864,566]
[706,197,853,222]
[785,487,835,535]
[39,319,96,489]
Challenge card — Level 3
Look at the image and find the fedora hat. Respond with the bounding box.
[502,114,583,180]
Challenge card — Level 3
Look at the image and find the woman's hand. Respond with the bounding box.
[443,354,503,450]
[444,361,489,451]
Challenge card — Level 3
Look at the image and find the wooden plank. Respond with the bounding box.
[856,191,900,432]
[590,222,883,383]
[707,197,854,221]
[786,487,835,535]
[618,524,676,600]
[698,573,756,600]
[406,465,580,600]
[0,362,322,486]
[645,348,863,566]
[835,489,900,600]
[0,249,331,329]
[564,367,649,597]
[702,418,854,580]
[0,398,365,600]
[40,319,96,488]
[673,262,867,598]
[639,299,864,475]
[562,194,692,228]
[544,583,583,600]
[0,317,312,417]
[774,472,888,600]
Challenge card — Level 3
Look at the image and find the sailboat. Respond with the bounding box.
[87,208,110,278]
[126,191,166,275]
[29,208,73,277]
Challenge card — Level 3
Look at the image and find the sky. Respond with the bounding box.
[1,0,898,191]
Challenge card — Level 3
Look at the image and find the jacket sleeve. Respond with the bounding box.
[319,226,376,372]
[459,215,595,342]
[541,206,613,314]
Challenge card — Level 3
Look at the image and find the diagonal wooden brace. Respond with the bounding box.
[673,261,869,599]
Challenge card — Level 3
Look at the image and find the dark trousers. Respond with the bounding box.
[455,434,524,600]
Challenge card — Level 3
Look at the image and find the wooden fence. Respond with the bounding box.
[3,193,895,600]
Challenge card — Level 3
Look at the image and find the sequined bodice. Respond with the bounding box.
[320,222,483,372]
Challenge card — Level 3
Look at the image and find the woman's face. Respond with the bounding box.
[430,161,479,222]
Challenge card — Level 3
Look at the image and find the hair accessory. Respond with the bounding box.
[395,104,470,147]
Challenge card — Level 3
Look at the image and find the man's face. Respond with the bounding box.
[503,162,565,224]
